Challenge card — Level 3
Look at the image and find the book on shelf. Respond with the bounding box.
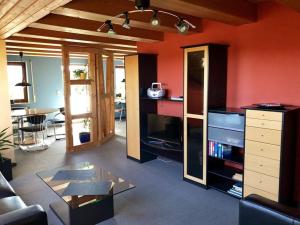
[232,173,243,182]
[208,141,232,159]
[232,181,243,192]
[228,182,243,198]
[227,189,242,198]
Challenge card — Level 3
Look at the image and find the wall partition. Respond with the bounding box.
[62,46,114,152]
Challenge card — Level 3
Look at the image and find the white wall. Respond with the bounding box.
[0,40,15,162]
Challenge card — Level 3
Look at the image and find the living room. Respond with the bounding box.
[0,0,300,225]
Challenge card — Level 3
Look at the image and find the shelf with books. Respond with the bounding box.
[207,109,245,199]
[208,141,244,164]
[208,173,243,199]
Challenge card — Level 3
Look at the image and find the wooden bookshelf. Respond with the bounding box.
[207,108,245,199]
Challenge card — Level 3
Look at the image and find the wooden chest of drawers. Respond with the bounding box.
[243,107,299,204]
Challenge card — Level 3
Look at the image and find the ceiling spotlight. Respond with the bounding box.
[122,12,130,29]
[151,10,160,26]
[105,20,116,35]
[135,0,150,10]
[176,18,189,34]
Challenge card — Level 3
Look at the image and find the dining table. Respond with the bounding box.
[11,108,59,150]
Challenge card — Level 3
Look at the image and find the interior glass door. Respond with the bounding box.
[184,46,208,185]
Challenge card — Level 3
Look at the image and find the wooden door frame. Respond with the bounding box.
[62,46,115,152]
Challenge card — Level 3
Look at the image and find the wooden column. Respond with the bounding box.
[0,40,15,162]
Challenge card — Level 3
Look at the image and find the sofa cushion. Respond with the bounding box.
[0,172,15,198]
[0,196,27,215]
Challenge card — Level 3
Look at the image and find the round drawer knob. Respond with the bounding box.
[260,149,264,151]
[259,164,263,167]
[261,134,264,137]
[259,180,262,184]
[261,123,265,126]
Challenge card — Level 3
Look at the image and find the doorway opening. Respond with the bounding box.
[114,61,126,138]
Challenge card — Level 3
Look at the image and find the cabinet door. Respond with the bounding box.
[184,46,208,185]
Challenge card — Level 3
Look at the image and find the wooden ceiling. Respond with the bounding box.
[1,0,300,58]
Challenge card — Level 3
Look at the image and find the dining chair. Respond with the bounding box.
[19,115,47,145]
[47,107,65,140]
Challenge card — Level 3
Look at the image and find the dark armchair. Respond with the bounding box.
[239,194,300,225]
[0,172,48,225]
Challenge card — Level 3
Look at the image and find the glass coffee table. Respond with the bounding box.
[37,162,135,225]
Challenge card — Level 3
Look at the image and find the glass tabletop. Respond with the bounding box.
[36,162,135,209]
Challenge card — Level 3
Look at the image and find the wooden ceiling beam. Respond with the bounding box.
[7,51,127,60]
[7,51,88,59]
[14,27,137,48]
[145,0,257,25]
[52,3,202,33]
[274,0,300,12]
[0,0,72,39]
[30,14,164,42]
[5,42,62,50]
[5,36,137,51]
[6,45,61,52]
[6,46,136,55]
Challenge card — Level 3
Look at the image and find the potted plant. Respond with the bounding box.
[79,118,91,143]
[0,127,14,181]
[73,69,87,80]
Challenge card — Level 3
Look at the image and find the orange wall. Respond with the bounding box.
[138,2,300,116]
[137,2,300,202]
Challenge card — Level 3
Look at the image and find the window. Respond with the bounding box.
[7,62,28,103]
[115,66,125,99]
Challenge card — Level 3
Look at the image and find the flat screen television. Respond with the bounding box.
[147,114,182,146]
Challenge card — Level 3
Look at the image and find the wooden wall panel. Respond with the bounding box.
[0,40,15,162]
[125,55,140,160]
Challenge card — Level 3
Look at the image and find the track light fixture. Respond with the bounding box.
[176,18,189,34]
[106,20,116,35]
[135,0,150,10]
[122,12,131,29]
[150,10,160,26]
[96,0,196,35]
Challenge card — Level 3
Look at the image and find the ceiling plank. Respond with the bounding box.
[6,36,137,51]
[146,0,257,25]
[0,0,19,20]
[14,27,137,48]
[0,0,72,39]
[52,2,203,34]
[29,14,164,42]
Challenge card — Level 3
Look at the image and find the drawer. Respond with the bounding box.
[244,185,278,202]
[245,154,280,178]
[208,112,245,131]
[246,110,282,122]
[208,127,244,148]
[246,118,282,131]
[244,170,279,195]
[245,140,281,160]
[246,127,281,145]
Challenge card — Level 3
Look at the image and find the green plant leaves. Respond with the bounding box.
[0,127,14,151]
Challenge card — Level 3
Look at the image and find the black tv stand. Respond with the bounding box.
[141,138,183,162]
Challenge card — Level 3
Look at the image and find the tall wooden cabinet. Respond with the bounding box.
[243,106,299,204]
[183,44,228,185]
[125,54,158,162]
